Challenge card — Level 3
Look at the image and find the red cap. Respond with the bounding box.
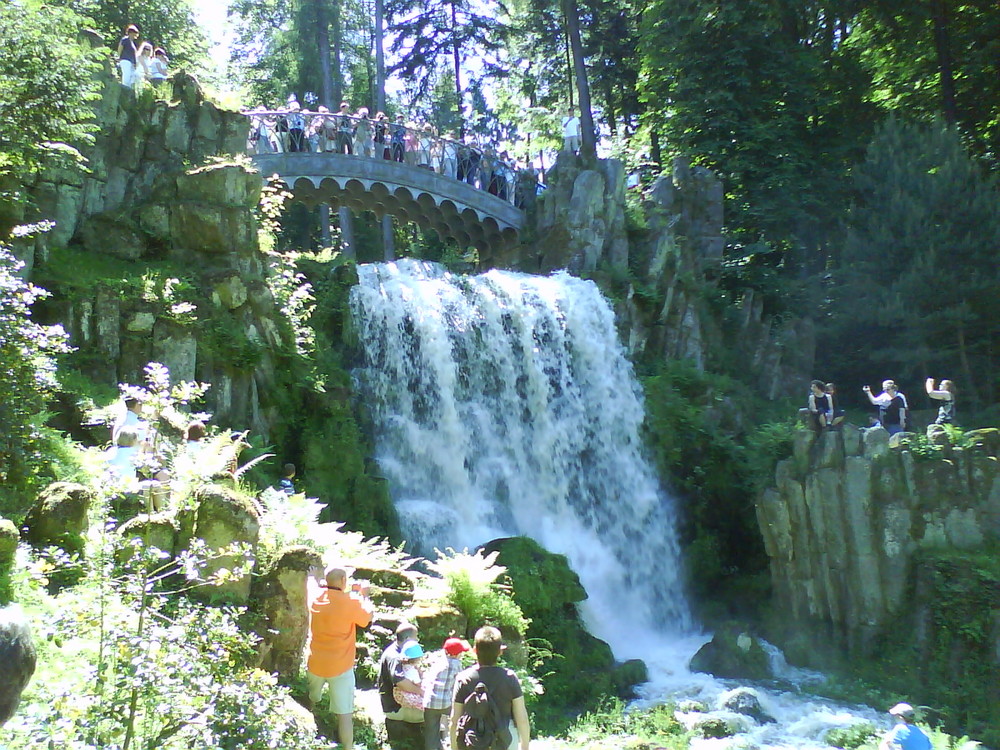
[444,638,471,656]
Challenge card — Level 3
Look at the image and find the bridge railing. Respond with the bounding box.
[242,111,543,209]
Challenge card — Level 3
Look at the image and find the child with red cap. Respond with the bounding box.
[420,637,471,749]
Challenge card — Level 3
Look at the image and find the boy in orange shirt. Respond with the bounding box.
[306,566,374,749]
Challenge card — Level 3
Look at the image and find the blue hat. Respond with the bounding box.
[401,640,423,659]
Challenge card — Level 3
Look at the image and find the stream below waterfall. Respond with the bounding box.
[350,260,893,749]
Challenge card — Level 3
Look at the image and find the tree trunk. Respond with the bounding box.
[331,0,343,104]
[929,0,958,124]
[339,207,356,261]
[375,0,393,259]
[451,1,464,138]
[316,0,333,108]
[563,0,596,157]
[957,322,980,405]
[375,0,386,112]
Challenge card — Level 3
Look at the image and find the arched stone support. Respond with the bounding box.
[251,153,523,254]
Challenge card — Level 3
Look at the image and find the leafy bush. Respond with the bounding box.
[426,548,529,637]
[0,245,70,518]
[827,722,879,749]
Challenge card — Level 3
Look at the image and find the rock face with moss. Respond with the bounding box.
[485,537,647,711]
[758,425,1000,741]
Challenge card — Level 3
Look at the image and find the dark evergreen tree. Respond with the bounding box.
[822,118,1000,408]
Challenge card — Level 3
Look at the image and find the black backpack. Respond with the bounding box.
[456,682,510,750]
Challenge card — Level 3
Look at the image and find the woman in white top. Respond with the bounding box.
[148,48,169,86]
[354,108,374,157]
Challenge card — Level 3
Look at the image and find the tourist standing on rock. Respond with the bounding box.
[306,565,373,750]
[149,48,169,87]
[879,703,931,750]
[116,25,140,89]
[807,380,830,431]
[451,626,530,750]
[421,637,470,750]
[925,378,956,425]
[561,107,581,154]
[378,622,425,750]
[135,42,154,85]
[864,380,908,435]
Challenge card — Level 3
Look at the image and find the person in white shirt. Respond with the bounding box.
[149,48,169,86]
[561,107,581,153]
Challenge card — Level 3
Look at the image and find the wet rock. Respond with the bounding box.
[719,687,775,725]
[690,625,773,681]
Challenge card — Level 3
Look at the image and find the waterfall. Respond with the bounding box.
[350,259,693,650]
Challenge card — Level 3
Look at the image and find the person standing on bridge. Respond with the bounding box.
[354,108,374,157]
[335,102,354,155]
[391,115,406,162]
[375,112,390,159]
[440,134,458,178]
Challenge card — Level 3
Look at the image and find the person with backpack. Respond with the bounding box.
[450,626,530,750]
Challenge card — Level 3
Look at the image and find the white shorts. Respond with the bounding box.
[307,667,355,714]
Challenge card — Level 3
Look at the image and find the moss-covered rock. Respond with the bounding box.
[0,519,18,604]
[249,545,321,681]
[22,482,94,556]
[117,514,179,567]
[485,536,645,717]
[188,484,260,604]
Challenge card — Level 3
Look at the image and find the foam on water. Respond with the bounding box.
[350,260,889,748]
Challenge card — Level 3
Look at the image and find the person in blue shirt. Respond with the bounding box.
[278,463,296,495]
[879,703,931,750]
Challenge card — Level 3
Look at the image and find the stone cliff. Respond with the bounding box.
[757,424,1000,732]
[520,152,814,395]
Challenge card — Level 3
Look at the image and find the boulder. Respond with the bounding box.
[353,566,415,592]
[888,431,916,449]
[718,687,775,725]
[0,605,36,727]
[117,514,178,566]
[862,427,890,458]
[189,484,260,604]
[23,482,95,555]
[690,625,773,681]
[249,546,321,680]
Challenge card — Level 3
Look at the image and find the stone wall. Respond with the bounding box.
[24,71,298,440]
[757,425,1000,656]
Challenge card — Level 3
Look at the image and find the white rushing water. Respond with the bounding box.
[350,260,888,748]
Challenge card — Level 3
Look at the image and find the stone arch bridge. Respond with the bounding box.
[250,153,524,253]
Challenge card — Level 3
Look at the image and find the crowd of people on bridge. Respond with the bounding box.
[245,96,545,207]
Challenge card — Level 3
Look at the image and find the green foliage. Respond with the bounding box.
[55,0,210,72]
[641,360,786,612]
[0,245,71,518]
[827,722,879,750]
[557,698,690,750]
[0,1,102,206]
[426,548,529,637]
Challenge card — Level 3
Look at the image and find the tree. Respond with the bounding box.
[638,0,875,287]
[0,0,103,220]
[849,0,1000,164]
[385,0,508,131]
[821,118,1000,407]
[0,245,70,516]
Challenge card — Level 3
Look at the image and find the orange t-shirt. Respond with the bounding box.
[307,588,373,678]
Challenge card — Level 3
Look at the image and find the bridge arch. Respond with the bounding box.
[251,153,523,253]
